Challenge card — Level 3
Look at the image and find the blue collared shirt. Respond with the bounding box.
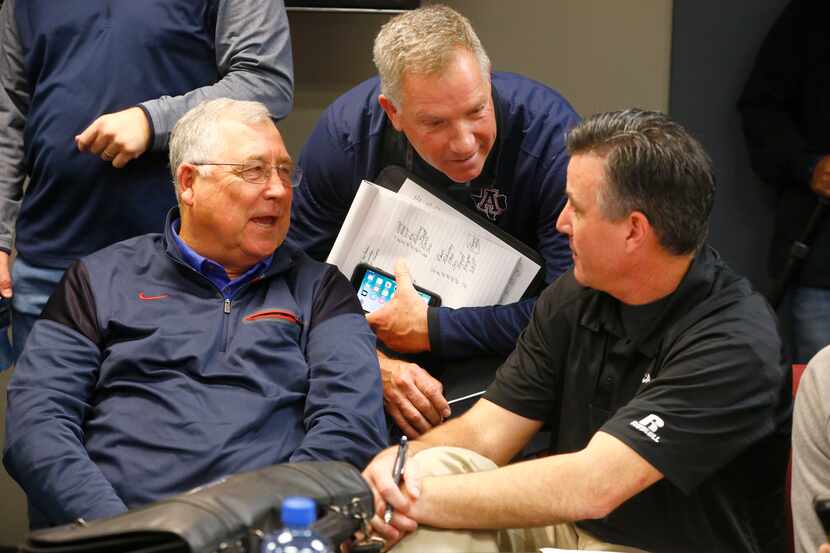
[171,219,272,299]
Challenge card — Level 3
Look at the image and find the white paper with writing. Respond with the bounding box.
[327,180,522,308]
[398,178,541,304]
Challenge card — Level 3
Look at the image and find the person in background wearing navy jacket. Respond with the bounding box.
[287,5,580,438]
[3,99,387,529]
[0,0,294,363]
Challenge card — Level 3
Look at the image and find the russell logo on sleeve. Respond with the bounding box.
[630,413,664,443]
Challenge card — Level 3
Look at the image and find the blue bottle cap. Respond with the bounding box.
[281,496,317,527]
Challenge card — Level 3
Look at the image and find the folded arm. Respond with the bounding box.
[413,426,662,529]
[139,0,294,151]
[364,398,661,543]
[290,268,388,469]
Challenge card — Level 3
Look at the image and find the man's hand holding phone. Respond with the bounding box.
[366,259,431,353]
[357,259,451,438]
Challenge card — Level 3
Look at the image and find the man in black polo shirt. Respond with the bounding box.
[361,109,792,553]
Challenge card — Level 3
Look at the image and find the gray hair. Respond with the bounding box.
[372,4,491,106]
[566,109,715,255]
[169,98,273,197]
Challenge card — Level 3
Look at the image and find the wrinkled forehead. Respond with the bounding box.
[215,118,289,161]
[398,51,491,113]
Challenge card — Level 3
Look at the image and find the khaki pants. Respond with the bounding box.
[393,447,649,553]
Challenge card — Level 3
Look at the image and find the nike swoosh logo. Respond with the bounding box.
[138,292,169,301]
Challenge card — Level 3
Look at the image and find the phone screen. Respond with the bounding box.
[357,268,433,313]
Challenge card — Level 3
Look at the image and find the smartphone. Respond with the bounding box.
[351,263,441,314]
[816,497,830,539]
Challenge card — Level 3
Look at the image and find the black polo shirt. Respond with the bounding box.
[485,246,792,553]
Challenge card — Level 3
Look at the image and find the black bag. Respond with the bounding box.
[20,461,373,553]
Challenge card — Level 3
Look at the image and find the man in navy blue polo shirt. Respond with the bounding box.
[288,5,580,438]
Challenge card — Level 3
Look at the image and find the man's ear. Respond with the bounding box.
[625,211,651,252]
[177,164,197,206]
[378,95,404,132]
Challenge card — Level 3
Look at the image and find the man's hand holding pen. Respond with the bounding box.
[384,436,409,524]
[361,437,422,547]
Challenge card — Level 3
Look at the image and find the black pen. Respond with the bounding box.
[383,436,408,523]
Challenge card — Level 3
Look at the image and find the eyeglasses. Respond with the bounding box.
[191,160,302,188]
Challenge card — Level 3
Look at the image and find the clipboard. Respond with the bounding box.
[374,165,547,300]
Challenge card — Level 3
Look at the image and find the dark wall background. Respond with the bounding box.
[669,0,790,293]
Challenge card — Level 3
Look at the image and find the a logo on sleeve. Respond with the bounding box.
[630,414,664,443]
[243,309,301,325]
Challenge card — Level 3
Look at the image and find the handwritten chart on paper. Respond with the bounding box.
[327,181,520,308]
[397,178,541,304]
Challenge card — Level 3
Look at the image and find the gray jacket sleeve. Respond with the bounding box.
[140,0,294,151]
[0,0,27,253]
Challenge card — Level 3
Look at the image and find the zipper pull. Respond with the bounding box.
[224,298,231,314]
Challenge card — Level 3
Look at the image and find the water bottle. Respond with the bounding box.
[260,496,333,553]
